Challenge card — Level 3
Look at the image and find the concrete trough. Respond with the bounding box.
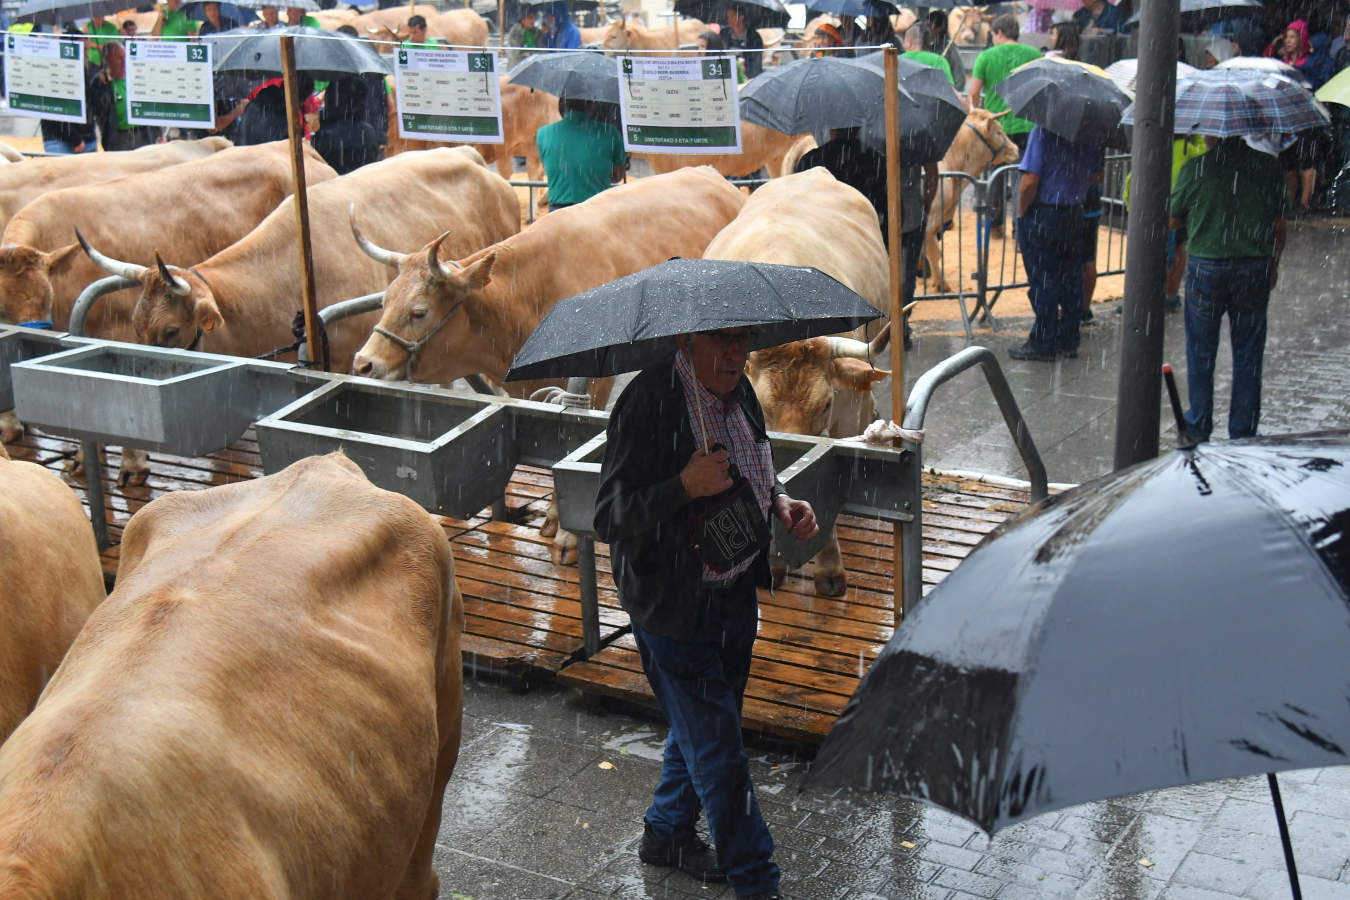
[0,326,71,411]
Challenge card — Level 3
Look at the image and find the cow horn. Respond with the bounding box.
[826,336,875,360]
[155,252,190,298]
[76,228,147,281]
[349,204,405,268]
[990,109,1011,119]
[427,231,461,279]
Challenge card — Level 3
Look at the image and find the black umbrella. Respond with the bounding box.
[213,26,390,80]
[674,0,789,30]
[739,54,965,165]
[508,51,618,105]
[995,56,1132,146]
[806,429,1350,898]
[505,258,882,380]
[803,0,895,18]
[1126,0,1261,26]
[518,0,601,9]
[11,0,121,25]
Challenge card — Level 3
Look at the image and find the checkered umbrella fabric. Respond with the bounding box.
[1123,68,1329,137]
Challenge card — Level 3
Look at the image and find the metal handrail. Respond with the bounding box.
[903,345,1048,502]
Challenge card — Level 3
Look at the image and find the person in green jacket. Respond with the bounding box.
[969,14,1041,229]
[285,6,321,28]
[85,15,118,67]
[152,0,197,41]
[901,23,954,83]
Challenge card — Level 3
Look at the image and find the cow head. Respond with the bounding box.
[79,232,221,349]
[349,209,494,382]
[946,108,1020,175]
[745,334,890,438]
[600,18,632,52]
[0,243,82,327]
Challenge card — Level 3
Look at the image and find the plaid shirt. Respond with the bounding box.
[674,350,776,584]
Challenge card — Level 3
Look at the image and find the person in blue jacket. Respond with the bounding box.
[541,2,581,49]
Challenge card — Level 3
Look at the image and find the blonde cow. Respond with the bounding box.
[600,16,706,52]
[80,147,520,370]
[0,444,105,745]
[0,453,464,899]
[348,166,746,564]
[703,167,889,596]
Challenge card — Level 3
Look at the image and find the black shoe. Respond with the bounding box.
[1080,306,1094,324]
[638,821,726,883]
[1008,342,1056,362]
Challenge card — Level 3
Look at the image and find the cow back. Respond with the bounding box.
[0,453,461,899]
[634,119,805,178]
[0,449,104,745]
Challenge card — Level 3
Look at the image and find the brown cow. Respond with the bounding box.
[600,16,706,53]
[428,8,488,45]
[0,452,463,899]
[348,166,746,564]
[0,443,105,745]
[948,6,990,46]
[704,168,889,595]
[924,107,1020,293]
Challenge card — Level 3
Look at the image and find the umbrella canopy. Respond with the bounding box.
[1126,0,1261,25]
[1103,57,1198,93]
[1216,54,1310,88]
[1318,66,1350,109]
[1123,67,1329,137]
[505,258,882,380]
[675,0,789,30]
[213,26,390,79]
[182,2,257,26]
[508,51,618,104]
[518,0,601,10]
[996,56,1133,146]
[1025,0,1081,9]
[739,54,965,165]
[11,0,120,25]
[227,0,319,8]
[806,430,1350,836]
[802,0,895,19]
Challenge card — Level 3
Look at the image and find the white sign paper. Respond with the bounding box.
[618,55,741,155]
[395,47,504,143]
[125,40,215,129]
[3,35,85,124]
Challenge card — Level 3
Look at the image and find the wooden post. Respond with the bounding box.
[498,0,505,49]
[280,35,322,369]
[884,45,905,625]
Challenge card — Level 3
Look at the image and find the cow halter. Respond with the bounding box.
[965,119,1009,161]
[371,300,463,380]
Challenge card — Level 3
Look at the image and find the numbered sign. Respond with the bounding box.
[395,48,504,143]
[125,40,215,130]
[3,35,86,124]
[618,56,741,155]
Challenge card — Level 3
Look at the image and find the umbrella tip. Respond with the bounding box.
[1161,364,1196,450]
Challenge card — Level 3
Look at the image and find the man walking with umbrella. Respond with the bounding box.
[594,326,818,900]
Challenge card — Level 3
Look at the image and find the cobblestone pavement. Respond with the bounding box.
[434,217,1350,900]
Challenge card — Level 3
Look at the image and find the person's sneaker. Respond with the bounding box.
[1008,342,1056,362]
[638,821,726,882]
[1164,295,1181,312]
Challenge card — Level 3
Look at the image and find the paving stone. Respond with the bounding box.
[1172,852,1264,895]
[932,866,1004,897]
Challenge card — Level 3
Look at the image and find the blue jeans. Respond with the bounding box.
[631,573,778,897]
[1017,203,1084,354]
[1183,256,1272,441]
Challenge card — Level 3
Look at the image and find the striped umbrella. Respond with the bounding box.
[1122,68,1329,137]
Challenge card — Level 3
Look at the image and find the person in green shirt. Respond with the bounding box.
[285,6,321,28]
[402,15,444,47]
[89,41,162,150]
[152,0,196,41]
[536,98,626,208]
[85,15,118,67]
[1169,136,1288,442]
[901,23,954,83]
[504,9,539,69]
[969,14,1041,228]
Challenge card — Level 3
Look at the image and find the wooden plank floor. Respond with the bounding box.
[6,426,1031,744]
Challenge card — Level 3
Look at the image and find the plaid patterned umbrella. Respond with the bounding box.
[1123,68,1329,137]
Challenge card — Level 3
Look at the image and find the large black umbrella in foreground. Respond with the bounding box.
[806,430,1350,898]
[505,258,882,380]
[508,51,618,105]
[214,26,390,80]
[675,0,789,29]
[996,56,1133,146]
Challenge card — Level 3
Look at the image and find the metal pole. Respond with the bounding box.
[884,45,906,624]
[280,35,322,370]
[1112,0,1178,470]
[81,439,110,550]
[1267,773,1303,899]
[577,535,600,657]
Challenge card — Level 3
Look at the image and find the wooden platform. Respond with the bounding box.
[5,426,1032,745]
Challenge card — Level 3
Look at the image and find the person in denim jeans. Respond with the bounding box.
[1170,136,1288,441]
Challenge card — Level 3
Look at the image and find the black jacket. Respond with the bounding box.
[593,360,783,641]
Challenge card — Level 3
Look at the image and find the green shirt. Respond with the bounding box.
[112,77,131,130]
[971,42,1042,135]
[86,20,119,67]
[536,110,626,206]
[159,7,194,40]
[1170,139,1288,260]
[902,49,954,84]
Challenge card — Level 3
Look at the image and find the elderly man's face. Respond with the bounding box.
[679,328,753,397]
[261,5,278,23]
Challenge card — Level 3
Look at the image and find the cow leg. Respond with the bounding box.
[811,525,847,597]
[0,409,23,444]
[118,447,150,487]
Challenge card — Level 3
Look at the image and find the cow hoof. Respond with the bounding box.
[814,572,848,597]
[0,418,23,444]
[539,517,559,538]
[118,466,149,488]
[771,565,787,588]
[551,542,577,567]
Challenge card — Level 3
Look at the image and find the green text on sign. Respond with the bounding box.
[131,100,210,121]
[187,45,208,62]
[468,53,494,72]
[701,59,733,80]
[9,94,81,117]
[627,124,737,147]
[402,113,500,136]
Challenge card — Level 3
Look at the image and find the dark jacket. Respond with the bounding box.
[593,360,784,641]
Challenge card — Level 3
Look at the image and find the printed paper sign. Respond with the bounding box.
[125,40,215,129]
[3,35,85,124]
[395,48,504,143]
[618,56,741,155]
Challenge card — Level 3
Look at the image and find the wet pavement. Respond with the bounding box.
[434,216,1350,900]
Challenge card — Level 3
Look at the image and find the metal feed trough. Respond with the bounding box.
[1,324,1047,658]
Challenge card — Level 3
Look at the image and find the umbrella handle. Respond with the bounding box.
[1267,773,1303,900]
[1162,364,1193,447]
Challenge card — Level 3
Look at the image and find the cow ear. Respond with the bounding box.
[830,358,890,392]
[43,242,82,277]
[459,252,495,291]
[193,296,225,333]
